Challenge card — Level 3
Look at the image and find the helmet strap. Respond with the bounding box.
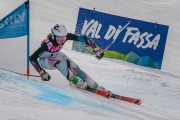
[50,34,59,46]
[51,34,56,40]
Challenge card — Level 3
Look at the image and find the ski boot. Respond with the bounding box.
[71,75,89,89]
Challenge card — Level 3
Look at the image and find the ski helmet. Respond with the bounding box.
[51,24,67,36]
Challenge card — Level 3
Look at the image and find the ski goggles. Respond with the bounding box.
[55,36,66,43]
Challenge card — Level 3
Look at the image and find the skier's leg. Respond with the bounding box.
[54,51,98,89]
[67,59,109,91]
[68,60,99,89]
[39,58,57,70]
[54,60,73,80]
[54,60,88,89]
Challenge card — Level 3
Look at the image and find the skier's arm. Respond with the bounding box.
[82,35,104,60]
[66,33,104,59]
[66,33,96,49]
[29,44,51,81]
[29,44,48,73]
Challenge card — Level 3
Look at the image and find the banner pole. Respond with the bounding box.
[26,0,30,78]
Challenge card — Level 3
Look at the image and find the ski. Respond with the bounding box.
[69,83,142,105]
[85,87,112,99]
[111,93,142,105]
[86,87,142,105]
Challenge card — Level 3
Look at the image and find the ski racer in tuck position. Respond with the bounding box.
[30,24,105,90]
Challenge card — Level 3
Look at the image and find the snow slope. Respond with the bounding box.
[0,0,180,120]
[1,63,180,120]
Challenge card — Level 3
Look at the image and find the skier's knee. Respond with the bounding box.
[55,60,73,80]
[55,61,68,76]
[54,60,61,68]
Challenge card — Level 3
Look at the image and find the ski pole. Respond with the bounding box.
[104,21,131,51]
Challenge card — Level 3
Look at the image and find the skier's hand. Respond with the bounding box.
[93,48,104,60]
[39,70,51,81]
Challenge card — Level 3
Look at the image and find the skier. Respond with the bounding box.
[30,24,104,90]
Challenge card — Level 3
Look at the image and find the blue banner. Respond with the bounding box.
[0,2,28,39]
[75,8,169,69]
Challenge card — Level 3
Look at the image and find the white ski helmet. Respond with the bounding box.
[51,24,67,36]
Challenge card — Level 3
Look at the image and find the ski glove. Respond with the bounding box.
[39,70,51,81]
[93,48,104,60]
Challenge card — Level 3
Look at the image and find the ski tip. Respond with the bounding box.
[134,99,143,105]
